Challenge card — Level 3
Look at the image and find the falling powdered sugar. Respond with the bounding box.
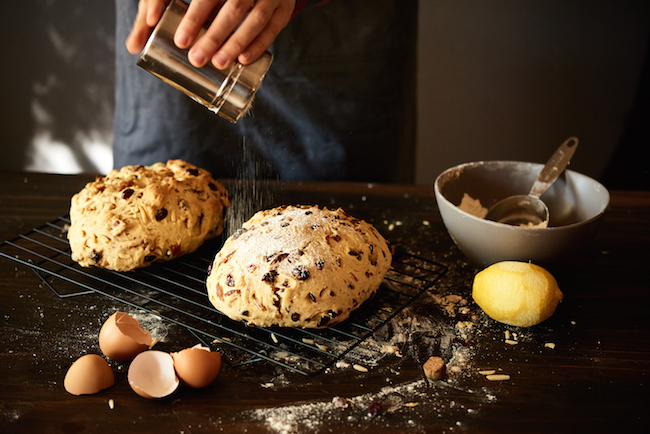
[225,140,276,238]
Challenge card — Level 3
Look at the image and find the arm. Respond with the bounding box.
[126,0,328,70]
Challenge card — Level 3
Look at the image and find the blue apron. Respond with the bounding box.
[113,0,417,182]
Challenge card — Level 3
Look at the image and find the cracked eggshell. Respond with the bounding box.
[64,354,115,395]
[171,344,221,388]
[99,312,152,361]
[128,350,179,399]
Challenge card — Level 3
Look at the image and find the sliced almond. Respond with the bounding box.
[353,364,368,373]
[486,374,511,381]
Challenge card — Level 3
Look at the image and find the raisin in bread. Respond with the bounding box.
[68,159,230,271]
[206,205,392,328]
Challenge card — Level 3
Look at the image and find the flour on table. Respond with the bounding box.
[245,375,497,433]
[243,282,502,433]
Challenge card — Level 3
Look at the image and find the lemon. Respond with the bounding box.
[472,261,563,327]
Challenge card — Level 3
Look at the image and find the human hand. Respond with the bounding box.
[125,0,169,55]
[126,0,296,70]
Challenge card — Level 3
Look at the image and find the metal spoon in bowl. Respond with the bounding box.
[484,136,579,227]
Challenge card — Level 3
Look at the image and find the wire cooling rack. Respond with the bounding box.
[0,217,447,376]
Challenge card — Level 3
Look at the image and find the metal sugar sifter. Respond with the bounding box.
[137,0,273,123]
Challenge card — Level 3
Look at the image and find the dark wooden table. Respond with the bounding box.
[1,171,648,433]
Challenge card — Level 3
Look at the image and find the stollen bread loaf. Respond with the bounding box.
[68,159,230,271]
[206,205,392,328]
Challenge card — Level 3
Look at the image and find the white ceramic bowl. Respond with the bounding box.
[434,161,610,268]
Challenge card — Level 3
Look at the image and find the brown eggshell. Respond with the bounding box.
[171,344,221,388]
[64,354,115,396]
[99,312,152,361]
[128,350,179,399]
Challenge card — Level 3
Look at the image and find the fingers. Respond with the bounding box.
[185,0,256,68]
[128,0,294,68]
[174,0,226,50]
[126,0,169,54]
[186,0,294,69]
[237,4,293,65]
[126,1,152,54]
[145,0,168,27]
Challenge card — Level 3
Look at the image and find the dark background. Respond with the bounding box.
[1,1,648,189]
